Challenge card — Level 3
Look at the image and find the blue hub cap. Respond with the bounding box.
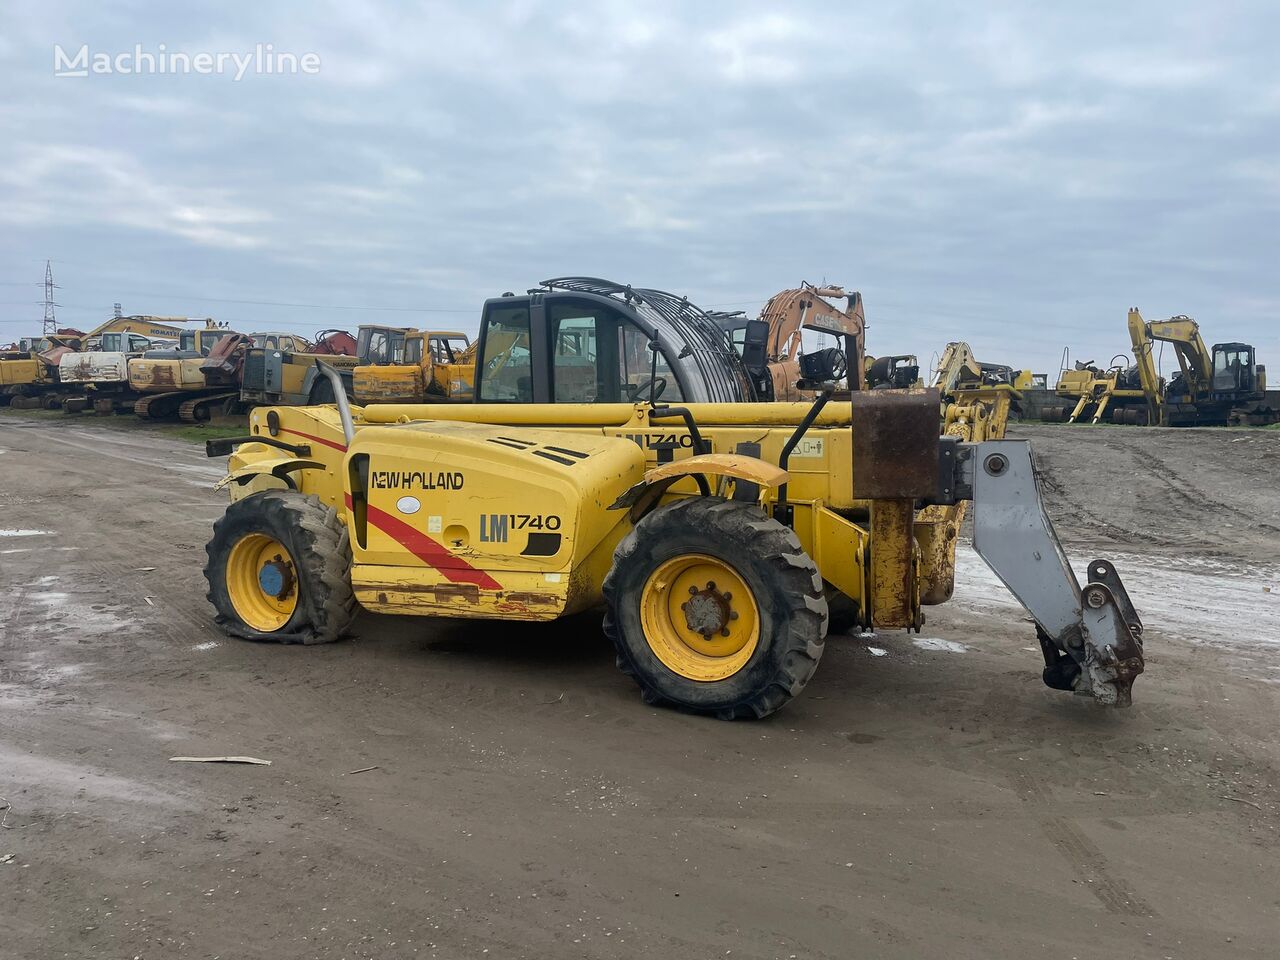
[258,563,286,597]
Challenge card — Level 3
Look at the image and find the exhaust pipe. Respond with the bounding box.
[313,360,355,446]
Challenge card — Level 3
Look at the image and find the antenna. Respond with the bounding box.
[42,260,58,335]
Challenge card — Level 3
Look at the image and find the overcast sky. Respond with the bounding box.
[1,1,1277,378]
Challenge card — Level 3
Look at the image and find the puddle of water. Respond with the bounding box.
[954,545,1280,656]
[914,638,969,653]
[0,529,51,537]
[0,742,189,813]
[192,641,219,651]
[866,646,888,658]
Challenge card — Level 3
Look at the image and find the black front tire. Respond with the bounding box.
[204,491,356,644]
[603,497,828,719]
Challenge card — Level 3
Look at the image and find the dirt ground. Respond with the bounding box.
[1,411,1277,960]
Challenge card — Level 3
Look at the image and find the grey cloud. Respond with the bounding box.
[1,1,1276,377]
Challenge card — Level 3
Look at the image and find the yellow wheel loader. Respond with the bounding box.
[202,350,1145,718]
[238,333,359,408]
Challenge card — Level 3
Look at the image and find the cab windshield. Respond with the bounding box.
[357,327,407,365]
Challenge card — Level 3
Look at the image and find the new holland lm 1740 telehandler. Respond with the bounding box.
[202,353,1144,719]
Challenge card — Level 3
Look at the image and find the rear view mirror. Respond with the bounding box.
[740,319,769,373]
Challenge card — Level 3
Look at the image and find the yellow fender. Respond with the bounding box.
[215,456,326,492]
[616,453,789,522]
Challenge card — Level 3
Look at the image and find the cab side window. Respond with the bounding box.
[618,323,683,402]
[550,305,605,402]
[477,306,533,402]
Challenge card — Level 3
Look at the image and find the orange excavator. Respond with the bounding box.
[752,283,866,400]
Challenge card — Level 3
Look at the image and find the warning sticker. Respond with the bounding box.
[790,437,824,458]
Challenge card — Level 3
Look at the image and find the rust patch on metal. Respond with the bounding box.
[65,360,94,380]
[359,581,482,603]
[869,498,918,629]
[912,513,960,605]
[501,592,559,606]
[850,388,940,499]
[433,583,480,603]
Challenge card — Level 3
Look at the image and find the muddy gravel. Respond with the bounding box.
[1,411,1277,959]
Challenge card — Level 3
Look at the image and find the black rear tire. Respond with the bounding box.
[204,491,356,644]
[307,378,335,405]
[603,497,828,719]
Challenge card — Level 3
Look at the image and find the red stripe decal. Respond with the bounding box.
[278,426,347,452]
[346,493,503,590]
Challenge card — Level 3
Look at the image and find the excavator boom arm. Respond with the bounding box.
[757,283,865,388]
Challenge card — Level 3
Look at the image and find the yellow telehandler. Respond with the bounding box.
[201,283,1144,719]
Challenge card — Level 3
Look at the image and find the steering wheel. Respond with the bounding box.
[628,377,667,402]
[828,349,849,382]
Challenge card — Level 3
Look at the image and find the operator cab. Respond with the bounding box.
[356,325,411,366]
[1211,342,1258,396]
[95,332,155,353]
[184,329,240,356]
[426,332,470,366]
[474,294,689,404]
[473,279,755,405]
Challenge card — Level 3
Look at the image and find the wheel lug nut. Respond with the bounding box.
[720,628,730,637]
[706,581,716,590]
[688,585,698,595]
[729,611,739,620]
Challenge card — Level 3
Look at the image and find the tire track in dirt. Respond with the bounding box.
[1008,770,1155,917]
[1124,444,1280,538]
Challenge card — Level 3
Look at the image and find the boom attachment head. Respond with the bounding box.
[965,440,1144,705]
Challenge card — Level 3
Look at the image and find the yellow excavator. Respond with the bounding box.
[4,317,198,410]
[1,332,80,407]
[58,318,221,414]
[129,326,246,421]
[1128,308,1274,426]
[352,326,475,404]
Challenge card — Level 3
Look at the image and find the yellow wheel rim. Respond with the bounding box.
[640,554,760,682]
[226,533,299,632]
